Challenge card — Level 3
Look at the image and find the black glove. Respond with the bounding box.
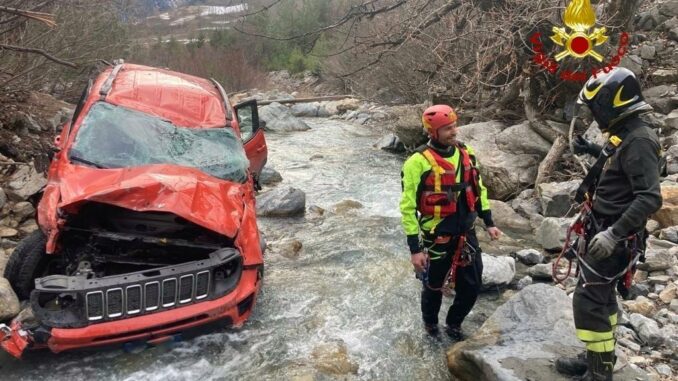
[572,135,602,157]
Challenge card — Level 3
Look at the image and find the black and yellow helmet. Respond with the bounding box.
[577,67,652,131]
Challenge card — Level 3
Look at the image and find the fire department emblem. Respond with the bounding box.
[550,0,609,62]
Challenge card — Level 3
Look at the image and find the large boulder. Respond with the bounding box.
[256,186,306,217]
[653,185,678,227]
[259,102,311,132]
[537,180,580,217]
[481,253,516,290]
[447,284,584,381]
[488,200,532,235]
[373,133,404,153]
[457,121,543,200]
[509,189,542,219]
[659,1,678,17]
[391,105,428,149]
[5,164,47,202]
[495,121,552,156]
[259,166,283,186]
[536,217,573,251]
[290,102,322,117]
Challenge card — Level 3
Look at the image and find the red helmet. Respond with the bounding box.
[422,105,457,139]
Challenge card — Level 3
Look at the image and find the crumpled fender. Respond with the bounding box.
[0,322,31,359]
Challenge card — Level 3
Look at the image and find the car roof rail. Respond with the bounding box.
[210,78,233,121]
[99,59,125,99]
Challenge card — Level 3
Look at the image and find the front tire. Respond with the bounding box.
[3,230,48,300]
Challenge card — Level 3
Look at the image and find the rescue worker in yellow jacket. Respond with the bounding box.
[400,105,502,340]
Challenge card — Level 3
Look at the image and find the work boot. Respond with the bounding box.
[580,350,614,381]
[555,351,587,376]
[444,325,465,342]
[424,323,439,337]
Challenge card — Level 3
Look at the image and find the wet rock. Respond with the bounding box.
[259,102,311,132]
[5,165,47,202]
[516,275,532,290]
[306,205,325,220]
[332,199,363,214]
[620,55,643,76]
[622,296,655,317]
[447,284,583,381]
[650,69,678,86]
[457,121,542,200]
[515,249,543,266]
[653,185,678,227]
[536,217,572,251]
[11,201,35,222]
[0,277,20,321]
[481,254,515,290]
[527,263,553,280]
[271,238,303,259]
[537,180,580,217]
[259,166,283,186]
[256,187,306,217]
[488,200,531,235]
[629,313,663,346]
[374,133,404,153]
[311,341,359,375]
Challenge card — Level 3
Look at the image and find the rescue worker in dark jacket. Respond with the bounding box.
[556,68,662,381]
[400,105,502,340]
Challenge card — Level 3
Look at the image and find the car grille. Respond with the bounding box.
[32,248,242,328]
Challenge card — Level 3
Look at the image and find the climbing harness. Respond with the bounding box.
[418,234,476,294]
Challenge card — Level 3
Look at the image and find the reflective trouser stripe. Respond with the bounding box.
[609,313,617,330]
[576,329,614,342]
[586,338,616,353]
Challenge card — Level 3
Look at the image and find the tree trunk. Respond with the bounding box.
[535,135,568,191]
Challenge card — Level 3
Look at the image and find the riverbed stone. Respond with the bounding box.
[488,200,532,234]
[537,180,580,217]
[259,166,283,186]
[0,277,20,321]
[629,313,663,346]
[259,102,311,132]
[527,263,553,280]
[515,249,543,266]
[256,186,306,217]
[536,217,572,251]
[481,254,515,290]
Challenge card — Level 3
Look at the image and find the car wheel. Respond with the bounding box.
[3,230,48,300]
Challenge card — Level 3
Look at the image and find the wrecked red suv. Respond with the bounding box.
[1,63,267,358]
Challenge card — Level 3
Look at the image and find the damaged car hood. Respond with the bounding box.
[56,163,247,238]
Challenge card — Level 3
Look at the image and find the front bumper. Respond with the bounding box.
[1,254,262,358]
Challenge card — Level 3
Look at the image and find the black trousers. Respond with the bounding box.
[572,213,644,353]
[421,229,483,327]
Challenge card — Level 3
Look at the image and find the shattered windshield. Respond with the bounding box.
[69,102,249,183]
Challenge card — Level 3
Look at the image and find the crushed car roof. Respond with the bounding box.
[105,64,227,128]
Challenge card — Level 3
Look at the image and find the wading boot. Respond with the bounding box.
[444,325,465,342]
[555,351,587,376]
[580,350,614,381]
[424,323,439,337]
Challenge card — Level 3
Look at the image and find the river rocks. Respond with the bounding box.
[259,166,283,186]
[310,341,359,375]
[290,102,322,117]
[259,102,311,132]
[331,199,363,214]
[0,228,18,238]
[516,275,532,290]
[457,121,542,200]
[0,277,20,321]
[666,110,678,131]
[5,165,47,202]
[537,180,580,217]
[509,189,542,219]
[495,121,551,156]
[653,185,678,227]
[659,1,678,18]
[447,284,583,381]
[515,249,543,266]
[527,263,553,280]
[623,296,656,317]
[640,45,656,60]
[481,253,515,290]
[256,187,306,217]
[488,200,531,234]
[270,238,303,259]
[659,226,678,243]
[629,313,663,346]
[373,133,404,153]
[638,246,675,272]
[536,217,572,251]
[0,188,6,210]
[11,201,35,222]
[650,69,678,86]
[659,282,677,303]
[620,55,643,76]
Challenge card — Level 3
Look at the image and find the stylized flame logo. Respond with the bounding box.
[551,0,608,62]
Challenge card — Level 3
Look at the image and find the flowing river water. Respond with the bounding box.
[1,118,514,380]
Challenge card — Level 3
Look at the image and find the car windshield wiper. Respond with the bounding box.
[69,155,107,169]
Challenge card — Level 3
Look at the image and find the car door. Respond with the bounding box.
[235,99,267,182]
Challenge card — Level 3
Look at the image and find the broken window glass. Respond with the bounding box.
[70,102,249,183]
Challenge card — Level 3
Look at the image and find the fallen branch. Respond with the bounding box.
[0,43,77,68]
[0,5,56,28]
[535,135,568,191]
[256,95,357,105]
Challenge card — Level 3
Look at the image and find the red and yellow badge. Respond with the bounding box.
[529,0,629,82]
[550,0,608,61]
